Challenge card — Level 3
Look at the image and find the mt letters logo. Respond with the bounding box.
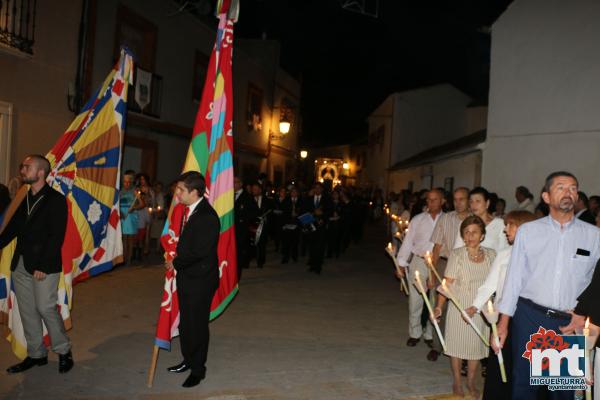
[523,327,587,391]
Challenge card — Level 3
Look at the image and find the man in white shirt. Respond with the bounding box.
[396,189,444,347]
[512,186,535,213]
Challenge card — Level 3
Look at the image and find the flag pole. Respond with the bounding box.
[147,345,160,388]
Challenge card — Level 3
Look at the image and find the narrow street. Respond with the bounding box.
[1,224,455,399]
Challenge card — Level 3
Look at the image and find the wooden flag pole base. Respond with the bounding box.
[147,345,159,388]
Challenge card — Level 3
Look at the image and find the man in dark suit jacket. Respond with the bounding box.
[234,176,253,279]
[576,191,596,225]
[303,182,332,274]
[281,187,304,263]
[1,155,73,374]
[165,171,220,388]
[248,182,273,268]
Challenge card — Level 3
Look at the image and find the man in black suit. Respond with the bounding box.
[165,171,220,388]
[575,191,596,225]
[281,187,303,263]
[1,155,73,374]
[234,176,253,279]
[304,182,332,274]
[248,182,273,268]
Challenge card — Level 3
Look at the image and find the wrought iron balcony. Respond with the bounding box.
[0,0,37,54]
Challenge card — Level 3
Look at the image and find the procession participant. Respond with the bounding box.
[234,176,253,278]
[281,186,303,264]
[2,155,73,374]
[249,182,273,268]
[454,187,509,253]
[468,210,535,400]
[497,171,600,399]
[165,171,220,388]
[434,216,495,398]
[395,189,444,347]
[426,186,469,361]
[304,182,331,274]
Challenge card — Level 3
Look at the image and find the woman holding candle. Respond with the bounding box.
[466,210,535,399]
[435,215,496,398]
[454,187,509,253]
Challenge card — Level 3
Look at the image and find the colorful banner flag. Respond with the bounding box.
[155,6,239,350]
[0,48,134,359]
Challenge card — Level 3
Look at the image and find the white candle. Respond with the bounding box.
[415,270,446,352]
[487,300,507,383]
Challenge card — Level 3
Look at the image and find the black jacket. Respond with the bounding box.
[234,190,254,234]
[173,199,220,285]
[0,184,67,274]
[578,209,596,225]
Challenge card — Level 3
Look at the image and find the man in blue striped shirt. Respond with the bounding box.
[496,171,600,399]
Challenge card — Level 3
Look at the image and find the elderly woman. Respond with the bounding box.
[465,210,535,400]
[454,187,509,253]
[435,215,496,398]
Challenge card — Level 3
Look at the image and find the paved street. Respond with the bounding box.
[0,225,460,400]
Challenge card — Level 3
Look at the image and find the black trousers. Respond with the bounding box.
[308,227,327,272]
[326,221,341,258]
[482,331,512,399]
[235,229,250,279]
[255,234,267,267]
[177,276,217,376]
[282,227,299,262]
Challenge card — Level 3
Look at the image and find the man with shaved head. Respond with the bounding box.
[0,155,73,374]
[396,188,445,348]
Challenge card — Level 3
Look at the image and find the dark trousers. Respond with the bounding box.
[510,298,572,400]
[177,277,217,376]
[308,227,326,272]
[482,330,512,399]
[326,221,341,258]
[255,234,267,267]
[235,231,250,279]
[282,227,299,262]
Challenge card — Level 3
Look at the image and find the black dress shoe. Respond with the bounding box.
[406,337,420,347]
[424,339,434,349]
[59,351,74,374]
[182,372,205,388]
[167,361,190,373]
[7,356,48,374]
[426,349,439,361]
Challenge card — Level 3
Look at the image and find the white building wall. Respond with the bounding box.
[392,85,471,165]
[388,152,481,194]
[364,96,394,190]
[483,0,600,204]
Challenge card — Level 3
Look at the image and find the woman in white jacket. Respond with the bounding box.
[466,210,536,400]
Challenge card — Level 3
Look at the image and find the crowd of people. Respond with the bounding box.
[390,172,600,399]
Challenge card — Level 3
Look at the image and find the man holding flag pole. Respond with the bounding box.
[164,172,220,387]
[147,0,240,388]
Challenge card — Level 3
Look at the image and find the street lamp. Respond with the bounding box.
[279,116,291,134]
[300,150,308,159]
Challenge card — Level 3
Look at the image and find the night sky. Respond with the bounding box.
[235,0,513,146]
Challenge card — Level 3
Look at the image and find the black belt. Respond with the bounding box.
[519,297,571,319]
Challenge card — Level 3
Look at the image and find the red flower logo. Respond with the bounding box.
[522,327,570,370]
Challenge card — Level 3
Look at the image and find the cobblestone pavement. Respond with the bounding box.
[0,225,468,399]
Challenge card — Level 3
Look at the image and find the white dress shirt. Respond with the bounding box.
[187,197,203,216]
[512,198,535,213]
[396,211,443,267]
[472,246,512,311]
[497,216,600,316]
[454,217,509,253]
